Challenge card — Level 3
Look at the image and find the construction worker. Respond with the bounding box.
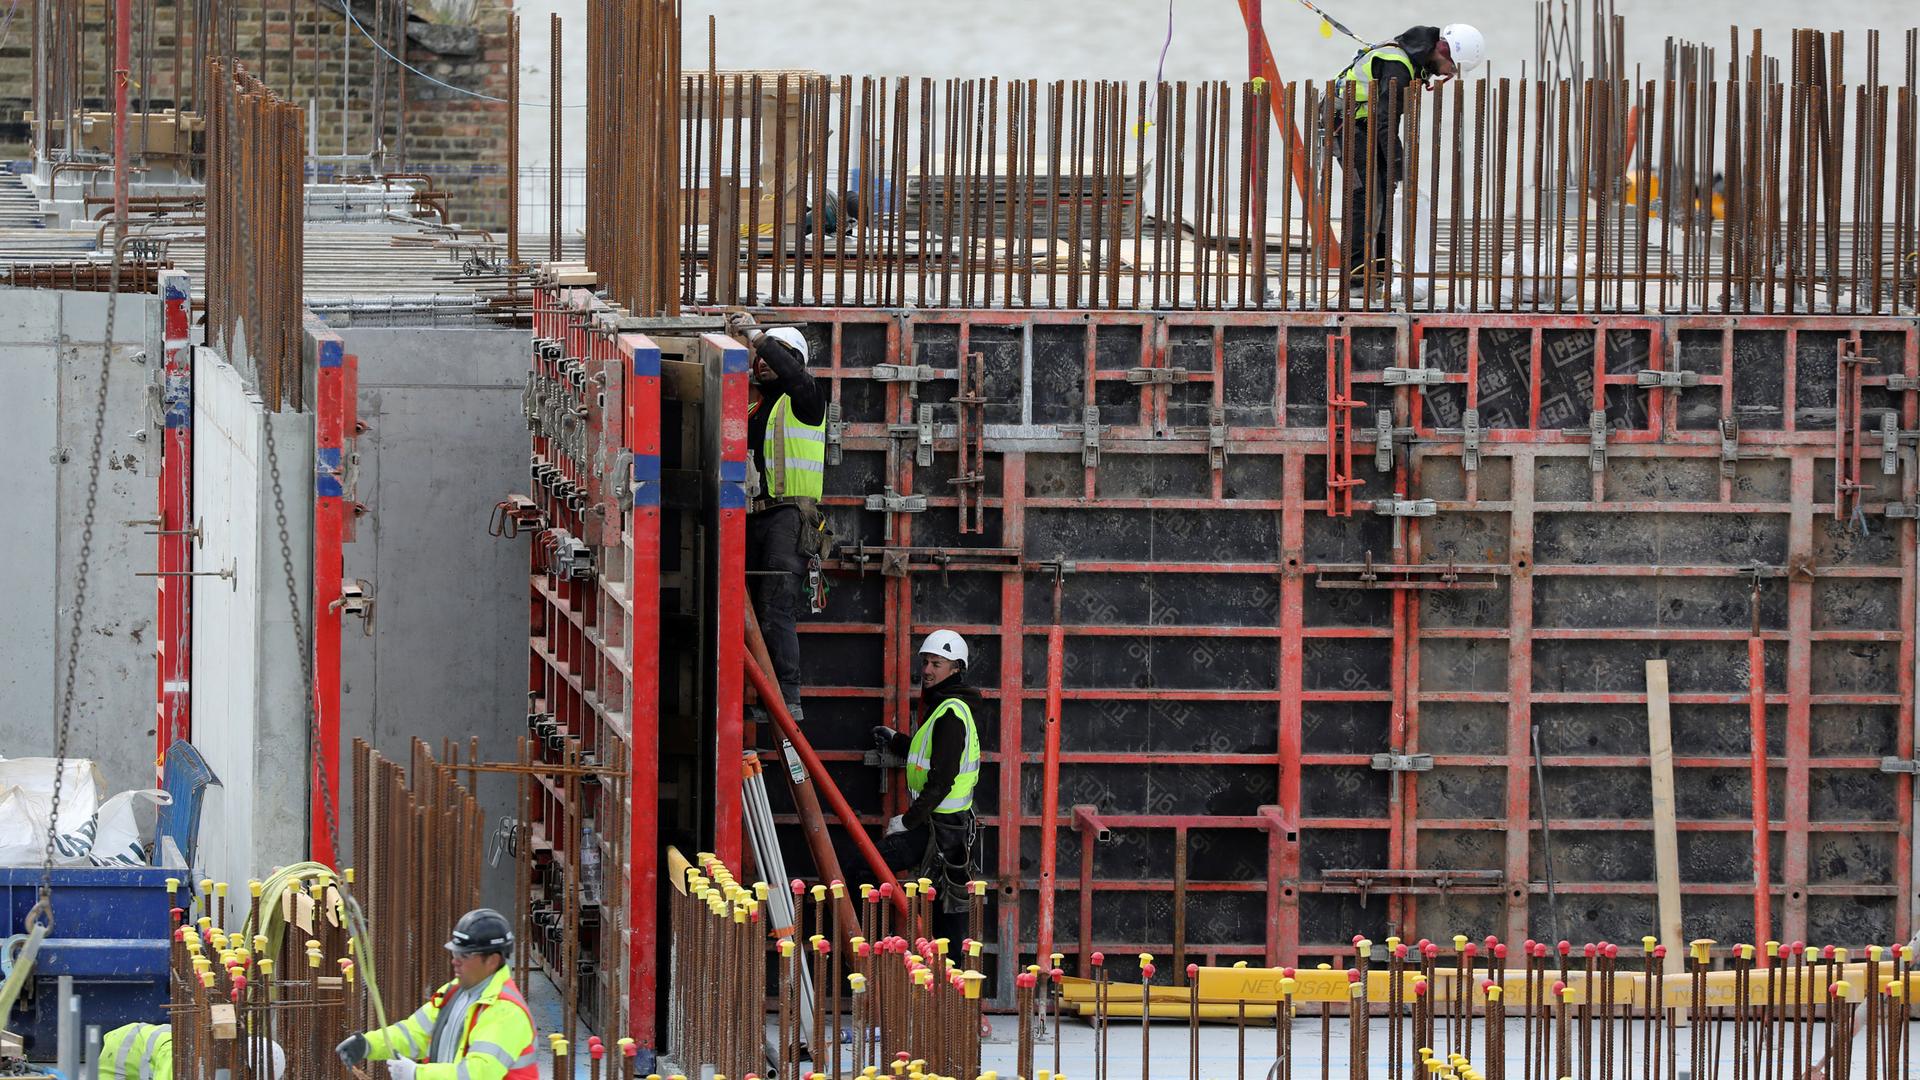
[728,312,830,721]
[870,629,982,942]
[1330,23,1485,293]
[99,1024,284,1079]
[334,908,536,1080]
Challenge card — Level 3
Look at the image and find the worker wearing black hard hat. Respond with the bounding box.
[335,908,538,1080]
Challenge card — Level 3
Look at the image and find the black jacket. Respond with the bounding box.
[1333,26,1444,174]
[747,332,826,488]
[882,672,981,830]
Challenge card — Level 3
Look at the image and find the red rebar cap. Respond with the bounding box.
[1480,979,1497,993]
[1282,968,1296,979]
[1821,945,1836,959]
[1346,969,1360,983]
[1051,967,1065,982]
[1412,979,1428,996]
[622,1044,638,1058]
[791,880,806,895]
[1394,944,1409,959]
[1091,951,1105,966]
[1523,938,1536,951]
[1463,943,1478,957]
[1551,980,1567,996]
[1417,939,1432,950]
[1493,944,1508,960]
[1653,946,1668,959]
[1583,944,1597,958]
[1604,944,1619,959]
[1557,940,1571,955]
[1484,936,1500,950]
[1142,963,1156,979]
[1352,935,1366,946]
[1532,943,1549,959]
[1187,963,1200,979]
[879,883,894,898]
[1423,943,1441,959]
[924,886,937,901]
[1791,940,1806,952]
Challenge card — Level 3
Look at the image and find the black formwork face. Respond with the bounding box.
[756,306,1916,998]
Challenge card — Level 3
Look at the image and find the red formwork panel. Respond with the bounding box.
[308,315,357,865]
[156,270,194,777]
[736,305,1917,999]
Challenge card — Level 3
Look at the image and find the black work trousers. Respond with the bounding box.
[878,814,974,945]
[746,504,807,716]
[1337,118,1397,287]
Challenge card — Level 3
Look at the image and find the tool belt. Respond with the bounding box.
[921,811,979,914]
[751,497,837,559]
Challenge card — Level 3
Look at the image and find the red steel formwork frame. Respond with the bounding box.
[527,284,709,1057]
[155,270,194,777]
[308,317,358,864]
[742,304,1917,1000]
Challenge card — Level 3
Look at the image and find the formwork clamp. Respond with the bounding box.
[1125,366,1190,386]
[534,337,564,361]
[1885,374,1920,392]
[1461,409,1481,472]
[1370,497,1436,518]
[1635,368,1701,389]
[1383,366,1447,388]
[864,489,928,514]
[1720,417,1743,477]
[888,403,936,467]
[873,363,937,384]
[1589,410,1608,472]
[1372,411,1417,473]
[1063,406,1105,468]
[1209,406,1229,471]
[1878,757,1920,774]
[825,402,845,466]
[1369,753,1434,773]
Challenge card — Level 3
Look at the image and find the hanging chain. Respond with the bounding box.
[35,236,128,932]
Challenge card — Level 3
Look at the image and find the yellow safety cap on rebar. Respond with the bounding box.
[344,868,355,884]
[831,882,847,898]
[811,884,828,902]
[1418,1049,1432,1062]
[890,1059,907,1075]
[1138,952,1154,965]
[1689,939,1715,963]
[935,938,950,955]
[191,956,210,972]
[214,882,228,898]
[1486,985,1503,1001]
[1355,938,1373,954]
[617,1039,635,1052]
[1869,945,1884,962]
[309,882,325,899]
[1279,977,1296,998]
[1832,980,1852,997]
[166,878,180,894]
[257,959,274,975]
[1386,936,1402,949]
[200,878,212,894]
[1889,981,1906,999]
[917,877,933,890]
[733,905,747,924]
[971,880,988,896]
[913,969,932,986]
[849,973,868,992]
[863,1069,878,1079]
[753,882,769,901]
[779,938,795,957]
[1765,940,1780,957]
[199,971,215,988]
[1452,934,1468,950]
[1833,947,1849,964]
[860,883,875,900]
[962,971,986,999]
[968,940,982,958]
[1736,944,1754,961]
[1317,963,1332,970]
[1642,936,1658,952]
[197,917,212,933]
[1349,983,1365,999]
[903,881,919,898]
[252,935,268,952]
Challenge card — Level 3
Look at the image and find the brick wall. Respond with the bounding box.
[1,0,514,231]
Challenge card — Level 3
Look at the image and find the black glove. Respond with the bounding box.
[871,726,896,752]
[336,1034,370,1067]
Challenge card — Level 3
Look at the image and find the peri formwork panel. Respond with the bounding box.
[740,305,1918,1000]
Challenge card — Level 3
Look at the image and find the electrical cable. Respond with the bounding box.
[1283,0,1370,48]
[339,2,584,110]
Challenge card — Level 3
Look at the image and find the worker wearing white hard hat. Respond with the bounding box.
[724,312,832,721]
[1327,23,1485,297]
[871,629,983,942]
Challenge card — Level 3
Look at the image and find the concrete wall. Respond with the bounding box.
[334,326,531,909]
[0,287,164,801]
[191,354,314,891]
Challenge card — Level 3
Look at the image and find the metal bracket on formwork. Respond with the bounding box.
[824,401,845,466]
[1589,410,1608,472]
[1125,366,1190,386]
[1383,365,1447,389]
[887,404,935,467]
[1882,412,1900,475]
[1886,374,1920,392]
[1369,753,1434,772]
[1063,406,1105,468]
[1209,407,1228,472]
[1634,368,1702,389]
[872,363,937,390]
[1878,757,1920,774]
[1883,501,1920,519]
[1462,409,1481,472]
[864,489,928,514]
[1720,417,1742,478]
[534,337,563,361]
[1374,410,1395,473]
[1370,497,1436,518]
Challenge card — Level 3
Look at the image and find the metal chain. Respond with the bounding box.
[35,236,128,933]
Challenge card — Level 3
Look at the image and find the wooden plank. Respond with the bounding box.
[1646,657,1688,1022]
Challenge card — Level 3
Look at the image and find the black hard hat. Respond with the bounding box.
[445,908,513,957]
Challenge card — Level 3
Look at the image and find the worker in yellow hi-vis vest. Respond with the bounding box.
[1329,24,1485,294]
[727,312,831,722]
[334,909,537,1080]
[871,629,982,943]
[99,1024,284,1080]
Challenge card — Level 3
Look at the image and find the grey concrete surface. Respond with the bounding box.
[335,326,532,909]
[0,288,167,800]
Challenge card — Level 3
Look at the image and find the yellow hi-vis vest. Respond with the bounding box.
[761,394,826,501]
[101,1023,173,1080]
[363,965,538,1080]
[905,696,982,815]
[1337,44,1417,120]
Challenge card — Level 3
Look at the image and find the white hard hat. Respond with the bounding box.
[1440,24,1486,73]
[918,629,969,667]
[765,326,810,364]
